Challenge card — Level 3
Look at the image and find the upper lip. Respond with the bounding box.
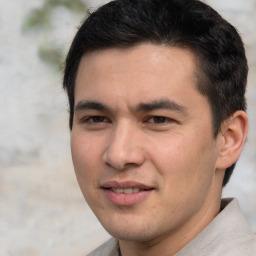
[101,180,154,190]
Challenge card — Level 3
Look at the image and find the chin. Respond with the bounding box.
[102,220,162,242]
[109,229,155,242]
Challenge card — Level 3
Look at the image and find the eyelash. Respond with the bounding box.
[81,115,174,126]
[146,116,173,124]
[81,116,110,124]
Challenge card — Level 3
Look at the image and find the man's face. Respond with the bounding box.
[71,44,223,242]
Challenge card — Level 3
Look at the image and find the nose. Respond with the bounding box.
[103,122,145,170]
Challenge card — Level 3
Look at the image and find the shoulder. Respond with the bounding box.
[176,198,256,256]
[87,238,119,256]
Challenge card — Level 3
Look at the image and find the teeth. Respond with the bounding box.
[124,188,132,194]
[112,188,140,194]
[115,188,124,194]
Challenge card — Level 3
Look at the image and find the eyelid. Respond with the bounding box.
[145,116,174,124]
[78,115,112,127]
[85,115,109,122]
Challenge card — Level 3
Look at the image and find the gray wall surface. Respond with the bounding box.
[0,0,255,255]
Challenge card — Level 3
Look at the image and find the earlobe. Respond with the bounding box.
[216,110,248,170]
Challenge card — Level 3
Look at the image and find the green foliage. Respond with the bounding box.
[23,8,50,32]
[38,44,64,70]
[23,0,87,71]
[49,0,86,12]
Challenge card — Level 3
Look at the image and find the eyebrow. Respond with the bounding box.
[74,100,112,113]
[136,99,187,114]
[74,98,187,115]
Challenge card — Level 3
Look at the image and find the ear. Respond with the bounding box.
[216,110,248,170]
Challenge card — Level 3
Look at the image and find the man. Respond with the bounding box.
[63,0,256,255]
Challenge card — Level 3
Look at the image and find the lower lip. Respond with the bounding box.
[103,189,153,206]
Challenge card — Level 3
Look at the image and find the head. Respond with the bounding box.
[64,0,248,250]
[63,0,248,187]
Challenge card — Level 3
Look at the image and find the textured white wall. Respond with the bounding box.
[0,0,255,255]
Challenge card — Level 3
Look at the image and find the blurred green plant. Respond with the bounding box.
[23,0,87,70]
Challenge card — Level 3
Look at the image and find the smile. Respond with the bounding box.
[111,188,140,194]
[101,181,154,206]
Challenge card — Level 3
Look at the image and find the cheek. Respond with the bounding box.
[71,132,106,209]
[150,132,216,191]
[71,132,102,185]
[149,134,190,174]
[152,138,217,221]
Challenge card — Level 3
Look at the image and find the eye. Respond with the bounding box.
[85,116,108,123]
[80,116,111,128]
[147,116,173,124]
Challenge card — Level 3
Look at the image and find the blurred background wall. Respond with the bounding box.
[0,0,255,255]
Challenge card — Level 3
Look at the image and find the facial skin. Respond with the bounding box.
[71,44,246,255]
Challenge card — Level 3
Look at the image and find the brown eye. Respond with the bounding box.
[81,116,110,124]
[153,116,167,123]
[147,116,171,124]
[90,116,107,123]
[79,115,112,130]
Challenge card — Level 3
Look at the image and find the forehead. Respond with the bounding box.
[78,44,197,77]
[75,44,204,108]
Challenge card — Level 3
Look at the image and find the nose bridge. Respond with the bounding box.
[103,121,145,169]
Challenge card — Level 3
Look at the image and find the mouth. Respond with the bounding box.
[101,181,154,206]
[102,180,154,192]
[111,187,140,194]
[108,187,151,194]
